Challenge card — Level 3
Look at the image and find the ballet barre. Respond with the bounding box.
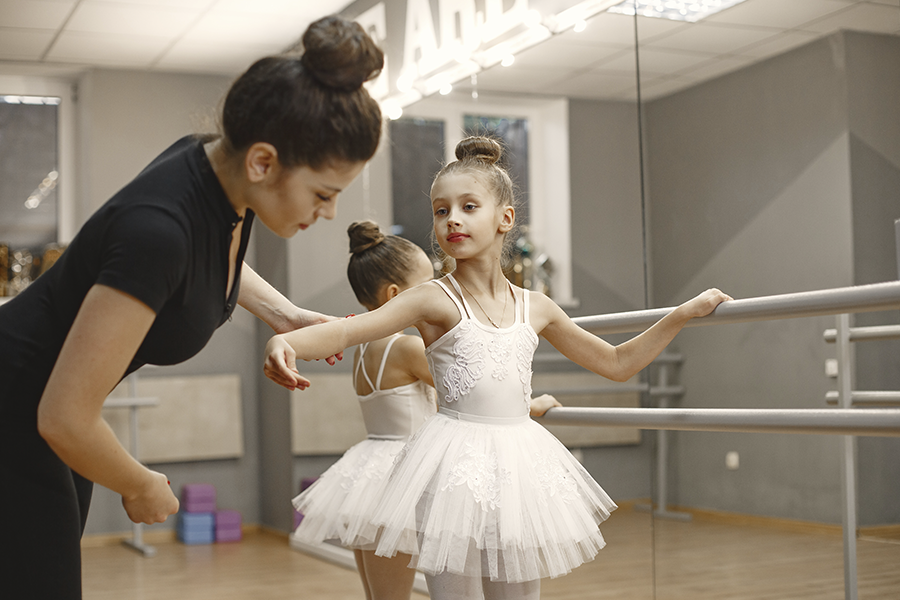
[547,278,900,600]
[104,373,159,558]
[572,280,900,334]
[536,406,900,437]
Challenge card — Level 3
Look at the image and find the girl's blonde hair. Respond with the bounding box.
[431,136,521,261]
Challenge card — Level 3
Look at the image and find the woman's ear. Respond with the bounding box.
[245,142,279,183]
[498,205,515,233]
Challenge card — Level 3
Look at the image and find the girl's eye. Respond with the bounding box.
[435,207,448,216]
[465,203,476,211]
[317,193,332,202]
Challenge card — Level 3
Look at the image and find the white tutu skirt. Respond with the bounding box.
[372,409,617,583]
[292,437,415,553]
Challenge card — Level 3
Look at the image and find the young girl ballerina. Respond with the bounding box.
[266,137,731,599]
[292,221,436,600]
[290,220,563,600]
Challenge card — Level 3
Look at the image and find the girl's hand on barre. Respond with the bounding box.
[680,288,732,319]
[122,470,179,525]
[264,334,312,391]
[530,394,563,417]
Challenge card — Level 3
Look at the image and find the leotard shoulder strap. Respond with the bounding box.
[374,334,401,391]
[432,276,470,319]
[354,342,375,392]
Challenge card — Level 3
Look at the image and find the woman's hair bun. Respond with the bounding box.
[455,136,502,165]
[300,15,384,92]
[348,220,386,254]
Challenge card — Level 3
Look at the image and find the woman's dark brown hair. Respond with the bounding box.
[347,221,424,308]
[221,15,384,169]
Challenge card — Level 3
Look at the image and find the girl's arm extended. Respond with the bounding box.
[37,285,180,524]
[264,283,445,391]
[534,288,731,382]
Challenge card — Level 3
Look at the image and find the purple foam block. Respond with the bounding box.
[216,510,241,528]
[182,483,216,513]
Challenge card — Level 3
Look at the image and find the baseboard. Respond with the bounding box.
[81,523,263,548]
[614,499,900,539]
[80,510,900,549]
[668,505,843,535]
[860,524,900,541]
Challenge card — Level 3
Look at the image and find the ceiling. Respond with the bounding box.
[0,0,898,101]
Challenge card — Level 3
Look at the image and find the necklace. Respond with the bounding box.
[457,277,508,328]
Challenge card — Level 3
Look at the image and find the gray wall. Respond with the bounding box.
[567,98,654,501]
[642,31,898,525]
[73,69,265,535]
[60,30,900,536]
[845,31,900,526]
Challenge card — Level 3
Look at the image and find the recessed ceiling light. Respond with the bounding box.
[608,0,748,23]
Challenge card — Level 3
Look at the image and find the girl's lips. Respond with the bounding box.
[298,224,309,231]
[446,233,468,242]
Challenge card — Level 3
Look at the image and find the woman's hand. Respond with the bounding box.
[680,288,733,319]
[530,394,563,417]
[273,308,344,365]
[238,265,344,363]
[264,334,312,391]
[121,470,179,524]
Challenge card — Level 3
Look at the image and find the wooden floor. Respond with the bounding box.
[82,507,900,599]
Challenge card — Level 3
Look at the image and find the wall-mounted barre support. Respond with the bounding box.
[103,373,159,558]
[823,324,900,343]
[825,391,900,406]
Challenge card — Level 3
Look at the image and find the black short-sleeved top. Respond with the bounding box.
[0,136,254,421]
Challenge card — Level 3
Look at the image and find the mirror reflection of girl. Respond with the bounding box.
[292,221,436,600]
[266,137,731,600]
[0,15,383,599]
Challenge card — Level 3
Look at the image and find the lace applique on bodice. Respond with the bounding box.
[443,320,485,402]
[426,274,539,418]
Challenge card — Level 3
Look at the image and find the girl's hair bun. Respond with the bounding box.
[348,220,386,254]
[455,136,502,165]
[300,15,384,92]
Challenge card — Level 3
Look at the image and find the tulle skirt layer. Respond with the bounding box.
[372,410,617,582]
[292,437,412,552]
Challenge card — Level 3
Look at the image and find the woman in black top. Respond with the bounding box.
[0,15,383,598]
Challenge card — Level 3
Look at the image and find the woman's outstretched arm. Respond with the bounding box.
[238,263,342,364]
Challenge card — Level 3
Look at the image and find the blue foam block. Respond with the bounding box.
[177,511,215,544]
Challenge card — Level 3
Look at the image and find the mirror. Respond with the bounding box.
[346,0,900,597]
[353,1,655,594]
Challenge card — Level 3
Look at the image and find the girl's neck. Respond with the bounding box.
[452,259,508,298]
